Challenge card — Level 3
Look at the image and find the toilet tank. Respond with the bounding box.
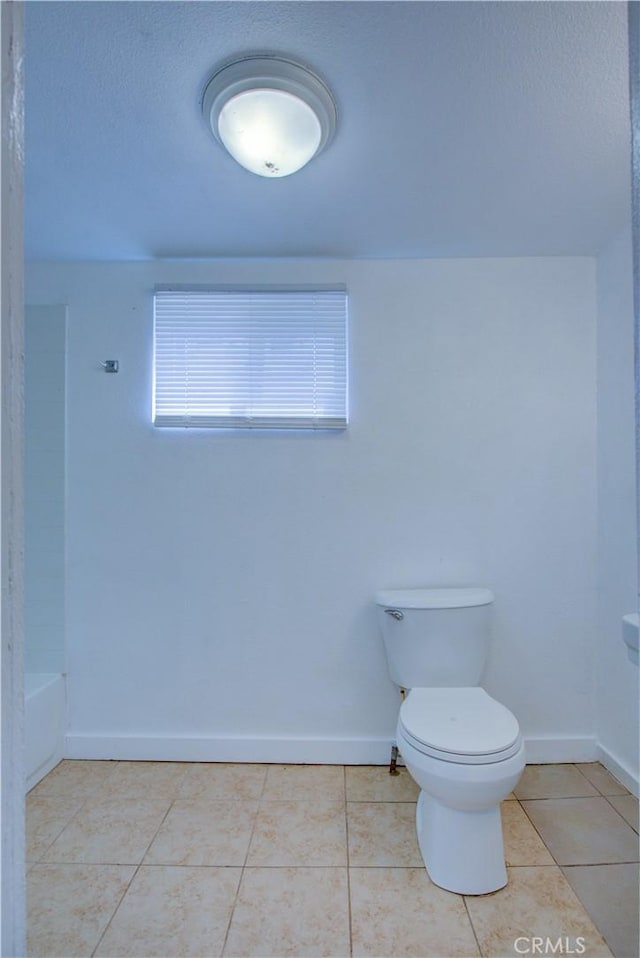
[374,588,494,688]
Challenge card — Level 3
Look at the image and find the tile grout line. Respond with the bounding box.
[89,861,140,958]
[515,793,608,802]
[462,893,484,958]
[31,761,189,867]
[572,761,632,799]
[89,787,177,958]
[344,765,354,958]
[602,794,640,837]
[518,791,640,862]
[551,865,633,958]
[219,764,268,958]
[517,798,564,870]
[27,793,90,866]
[572,761,605,794]
[27,760,122,862]
[516,790,636,955]
[88,760,241,957]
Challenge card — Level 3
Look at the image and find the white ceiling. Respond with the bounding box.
[25,0,631,261]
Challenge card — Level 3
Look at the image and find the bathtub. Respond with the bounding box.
[25,672,66,791]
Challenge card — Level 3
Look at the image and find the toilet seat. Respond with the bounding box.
[399,687,522,765]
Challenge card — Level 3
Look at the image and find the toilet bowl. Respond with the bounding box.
[374,587,525,895]
[397,686,525,894]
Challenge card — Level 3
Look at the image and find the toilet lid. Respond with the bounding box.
[399,687,520,758]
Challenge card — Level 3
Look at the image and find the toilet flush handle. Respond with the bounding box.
[384,609,404,621]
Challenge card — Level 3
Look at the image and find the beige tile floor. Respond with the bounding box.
[26,761,639,958]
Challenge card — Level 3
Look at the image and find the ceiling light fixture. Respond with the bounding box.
[202,56,337,178]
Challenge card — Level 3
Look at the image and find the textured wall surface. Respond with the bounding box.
[630,0,640,612]
[596,226,638,786]
[27,256,598,762]
[1,2,25,953]
[24,306,66,674]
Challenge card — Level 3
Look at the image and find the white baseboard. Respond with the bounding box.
[597,743,640,797]
[65,732,601,767]
[522,736,599,764]
[65,734,396,765]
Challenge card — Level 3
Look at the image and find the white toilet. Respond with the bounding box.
[375,587,525,895]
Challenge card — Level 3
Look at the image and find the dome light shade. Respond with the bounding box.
[202,57,336,177]
[217,89,322,177]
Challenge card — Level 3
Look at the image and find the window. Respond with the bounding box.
[153,288,348,430]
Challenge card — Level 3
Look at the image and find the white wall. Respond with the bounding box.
[596,226,639,789]
[1,2,26,952]
[24,306,66,674]
[26,256,598,763]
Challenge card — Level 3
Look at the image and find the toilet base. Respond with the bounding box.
[416,790,507,895]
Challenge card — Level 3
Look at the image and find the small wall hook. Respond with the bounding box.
[101,360,119,373]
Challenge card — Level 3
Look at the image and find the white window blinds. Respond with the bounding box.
[153,288,348,429]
